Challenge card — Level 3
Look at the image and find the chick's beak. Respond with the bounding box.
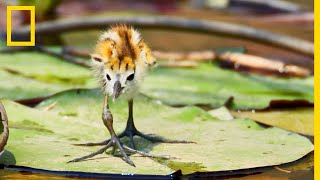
[112,81,124,102]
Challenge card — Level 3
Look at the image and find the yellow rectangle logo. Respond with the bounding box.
[6,6,35,46]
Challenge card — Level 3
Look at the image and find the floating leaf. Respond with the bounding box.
[141,63,313,109]
[0,52,313,110]
[232,108,314,136]
[0,52,96,100]
[0,89,313,175]
[0,70,77,100]
[0,52,94,86]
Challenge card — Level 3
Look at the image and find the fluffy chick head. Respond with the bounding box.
[91,25,156,101]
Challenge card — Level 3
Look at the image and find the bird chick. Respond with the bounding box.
[91,25,156,101]
[68,25,190,166]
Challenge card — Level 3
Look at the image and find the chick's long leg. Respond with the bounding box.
[68,96,170,166]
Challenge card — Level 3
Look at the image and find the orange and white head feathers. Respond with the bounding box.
[91,25,156,100]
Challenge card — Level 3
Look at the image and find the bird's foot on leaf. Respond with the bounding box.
[74,125,194,150]
[68,134,170,166]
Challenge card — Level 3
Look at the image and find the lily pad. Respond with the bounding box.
[0,70,89,100]
[0,52,313,110]
[141,63,313,109]
[231,108,314,136]
[0,52,94,86]
[0,70,73,100]
[0,52,96,100]
[0,89,313,175]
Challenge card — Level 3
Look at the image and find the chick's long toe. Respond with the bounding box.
[68,102,170,166]
[68,133,135,166]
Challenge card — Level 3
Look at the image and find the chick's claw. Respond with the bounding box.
[69,102,171,166]
[68,135,135,167]
[68,134,171,166]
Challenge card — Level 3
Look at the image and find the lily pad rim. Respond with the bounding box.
[1,151,314,178]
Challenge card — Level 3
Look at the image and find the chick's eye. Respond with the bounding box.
[106,74,111,81]
[127,73,135,81]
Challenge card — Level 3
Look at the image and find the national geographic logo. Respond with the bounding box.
[6,6,35,46]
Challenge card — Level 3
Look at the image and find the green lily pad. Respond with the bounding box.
[0,70,76,100]
[0,52,96,100]
[231,108,314,136]
[0,52,313,110]
[0,52,94,86]
[0,89,313,175]
[141,63,313,109]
